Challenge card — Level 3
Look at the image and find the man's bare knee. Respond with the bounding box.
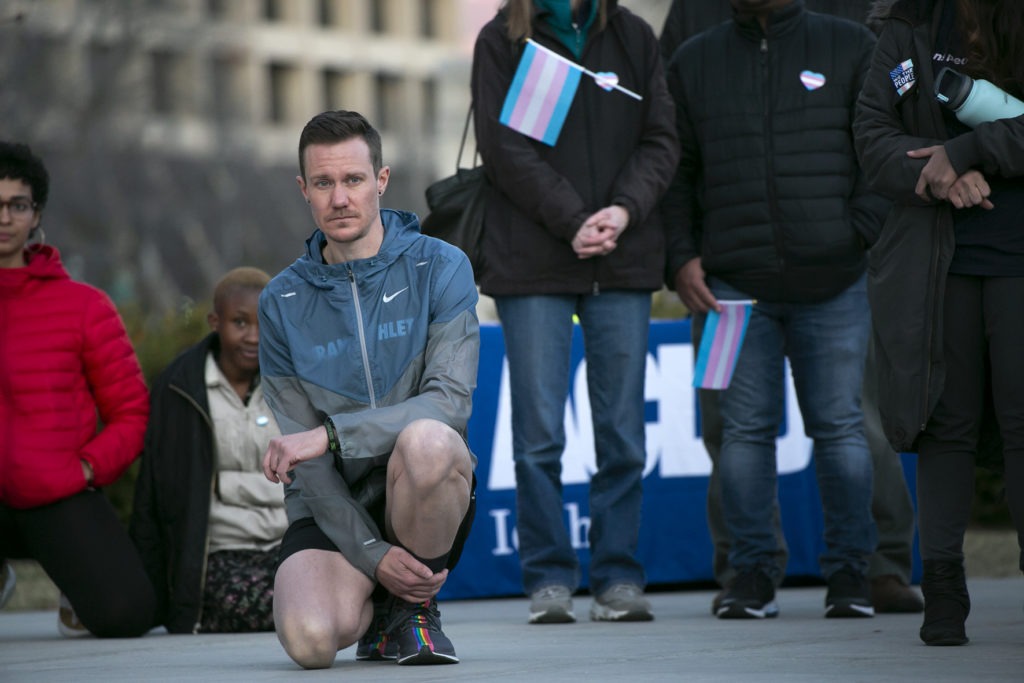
[276,613,341,670]
[393,419,471,489]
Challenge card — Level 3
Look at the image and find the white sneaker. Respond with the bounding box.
[58,593,91,638]
[0,562,15,609]
[528,585,575,624]
[590,583,654,622]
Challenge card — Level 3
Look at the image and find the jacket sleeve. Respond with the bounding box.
[853,22,945,205]
[605,21,680,229]
[847,25,891,248]
[944,113,1024,179]
[259,288,392,579]
[471,23,591,242]
[331,253,480,458]
[78,291,149,487]
[129,370,172,626]
[661,44,703,282]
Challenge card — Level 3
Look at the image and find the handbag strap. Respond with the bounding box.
[455,104,480,171]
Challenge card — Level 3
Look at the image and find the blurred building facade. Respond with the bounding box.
[0,0,668,314]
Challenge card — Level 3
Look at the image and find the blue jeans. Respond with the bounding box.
[495,292,651,596]
[711,275,876,582]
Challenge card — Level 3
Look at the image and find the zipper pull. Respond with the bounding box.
[761,37,768,54]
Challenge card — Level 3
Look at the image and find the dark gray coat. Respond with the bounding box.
[853,0,1024,456]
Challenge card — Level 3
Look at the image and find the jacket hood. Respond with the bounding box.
[296,208,422,290]
[868,0,933,32]
[0,244,70,290]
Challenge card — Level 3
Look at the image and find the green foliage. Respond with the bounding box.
[105,299,210,525]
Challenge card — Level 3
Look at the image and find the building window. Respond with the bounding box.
[262,0,282,21]
[207,0,227,19]
[322,68,351,112]
[370,0,385,33]
[374,72,403,132]
[150,50,178,115]
[212,53,247,121]
[422,78,437,135]
[268,62,299,123]
[419,0,436,38]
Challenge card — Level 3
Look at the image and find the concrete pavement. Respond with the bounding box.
[2,578,1023,682]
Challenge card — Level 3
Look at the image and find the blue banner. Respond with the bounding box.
[440,320,910,600]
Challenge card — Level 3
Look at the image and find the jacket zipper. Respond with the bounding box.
[760,36,785,284]
[169,383,216,634]
[347,268,377,409]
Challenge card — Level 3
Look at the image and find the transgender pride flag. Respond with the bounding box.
[692,301,754,390]
[499,39,583,146]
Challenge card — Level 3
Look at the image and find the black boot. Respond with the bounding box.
[919,559,970,646]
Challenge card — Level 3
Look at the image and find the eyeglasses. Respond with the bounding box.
[0,199,37,217]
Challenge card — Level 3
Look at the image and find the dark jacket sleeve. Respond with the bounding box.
[605,18,679,229]
[853,21,945,205]
[471,22,591,243]
[945,113,1024,179]
[661,44,703,282]
[846,24,891,247]
[129,370,172,627]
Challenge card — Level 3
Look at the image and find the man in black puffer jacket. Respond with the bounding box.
[660,0,924,617]
[662,0,890,621]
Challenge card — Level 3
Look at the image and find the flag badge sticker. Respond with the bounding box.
[692,301,753,390]
[799,70,826,91]
[499,40,583,146]
[889,59,916,96]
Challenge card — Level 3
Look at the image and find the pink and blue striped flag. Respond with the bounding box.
[499,40,583,146]
[692,301,753,390]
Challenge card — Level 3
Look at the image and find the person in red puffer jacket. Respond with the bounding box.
[0,141,156,637]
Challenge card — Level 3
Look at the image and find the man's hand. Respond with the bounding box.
[375,547,448,603]
[908,145,958,202]
[262,426,329,484]
[948,169,995,210]
[674,258,719,314]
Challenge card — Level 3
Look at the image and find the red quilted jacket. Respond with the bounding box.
[0,245,149,509]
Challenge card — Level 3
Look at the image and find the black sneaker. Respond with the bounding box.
[825,567,875,618]
[716,569,779,619]
[355,599,398,661]
[390,598,459,665]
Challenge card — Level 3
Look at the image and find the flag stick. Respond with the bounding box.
[526,39,643,101]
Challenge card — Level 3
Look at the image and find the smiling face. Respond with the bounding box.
[0,178,40,269]
[298,137,390,265]
[208,286,262,383]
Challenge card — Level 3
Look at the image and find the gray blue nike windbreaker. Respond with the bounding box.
[258,209,480,578]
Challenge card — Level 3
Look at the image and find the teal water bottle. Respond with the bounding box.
[934,67,1024,128]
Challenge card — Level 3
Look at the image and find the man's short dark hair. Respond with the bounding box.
[298,110,383,180]
[0,141,49,209]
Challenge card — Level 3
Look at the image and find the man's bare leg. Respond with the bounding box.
[386,419,473,561]
[273,549,374,669]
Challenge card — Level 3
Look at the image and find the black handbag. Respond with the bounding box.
[422,105,486,275]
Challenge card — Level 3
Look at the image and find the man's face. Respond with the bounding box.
[208,286,261,380]
[0,178,40,268]
[298,138,390,263]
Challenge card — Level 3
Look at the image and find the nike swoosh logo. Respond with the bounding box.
[280,292,296,298]
[382,287,409,303]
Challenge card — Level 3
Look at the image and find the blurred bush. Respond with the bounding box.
[105,299,209,526]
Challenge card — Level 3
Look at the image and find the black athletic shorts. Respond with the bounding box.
[278,474,477,572]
